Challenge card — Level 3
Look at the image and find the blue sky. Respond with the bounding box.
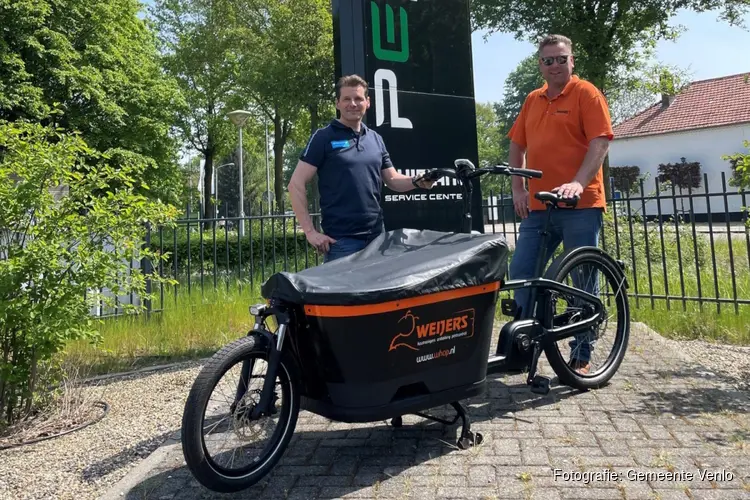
[471,9,750,103]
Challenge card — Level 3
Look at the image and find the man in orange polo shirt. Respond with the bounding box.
[507,34,613,375]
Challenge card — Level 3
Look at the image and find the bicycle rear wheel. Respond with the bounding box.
[181,334,299,493]
[542,248,629,390]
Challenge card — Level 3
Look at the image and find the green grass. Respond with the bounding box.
[62,280,264,377]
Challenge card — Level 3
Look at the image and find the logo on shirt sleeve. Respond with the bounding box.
[330,140,351,149]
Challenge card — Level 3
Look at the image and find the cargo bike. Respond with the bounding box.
[180,159,630,493]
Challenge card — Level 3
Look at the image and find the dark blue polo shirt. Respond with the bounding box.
[299,119,393,240]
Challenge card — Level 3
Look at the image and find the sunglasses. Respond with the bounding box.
[540,55,571,66]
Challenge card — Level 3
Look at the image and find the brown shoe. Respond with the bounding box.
[569,359,591,375]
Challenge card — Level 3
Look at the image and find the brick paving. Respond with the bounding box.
[102,323,750,499]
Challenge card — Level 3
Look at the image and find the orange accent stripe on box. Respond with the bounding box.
[304,281,501,318]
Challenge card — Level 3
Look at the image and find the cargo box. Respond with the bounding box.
[261,229,509,422]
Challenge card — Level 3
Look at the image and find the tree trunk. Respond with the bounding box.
[0,331,9,423]
[273,130,285,213]
[202,148,215,226]
[6,329,19,425]
[24,349,37,416]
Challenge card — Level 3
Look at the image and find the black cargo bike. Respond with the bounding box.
[180,159,630,493]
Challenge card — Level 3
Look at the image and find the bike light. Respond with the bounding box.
[249,304,266,316]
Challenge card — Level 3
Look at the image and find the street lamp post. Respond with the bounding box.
[227,110,254,237]
[228,109,273,219]
[264,117,271,215]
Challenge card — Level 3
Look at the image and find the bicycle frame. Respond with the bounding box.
[499,277,603,339]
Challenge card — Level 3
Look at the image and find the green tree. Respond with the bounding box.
[0,0,184,203]
[150,0,241,220]
[475,102,508,197]
[0,120,177,428]
[234,0,335,212]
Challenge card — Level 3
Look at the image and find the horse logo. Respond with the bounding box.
[388,309,420,351]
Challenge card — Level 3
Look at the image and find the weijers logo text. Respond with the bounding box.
[389,308,475,353]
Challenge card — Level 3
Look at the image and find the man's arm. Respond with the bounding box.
[508,140,531,219]
[287,160,317,234]
[382,167,433,192]
[573,137,610,187]
[508,140,527,192]
[553,137,610,200]
[554,87,614,199]
[288,160,336,252]
[376,132,433,192]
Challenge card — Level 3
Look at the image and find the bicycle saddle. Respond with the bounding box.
[534,191,579,208]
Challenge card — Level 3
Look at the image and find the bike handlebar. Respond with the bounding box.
[415,159,542,184]
[491,165,543,179]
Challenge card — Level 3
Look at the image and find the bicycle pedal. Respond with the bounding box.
[500,299,517,317]
[529,375,550,395]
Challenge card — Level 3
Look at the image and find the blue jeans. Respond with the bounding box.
[509,208,603,362]
[324,233,379,263]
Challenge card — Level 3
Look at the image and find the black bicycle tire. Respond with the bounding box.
[181,334,299,493]
[542,248,630,390]
[0,400,109,451]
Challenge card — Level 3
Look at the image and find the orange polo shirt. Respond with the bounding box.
[508,75,613,212]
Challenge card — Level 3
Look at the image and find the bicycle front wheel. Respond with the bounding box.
[542,248,630,390]
[181,334,300,493]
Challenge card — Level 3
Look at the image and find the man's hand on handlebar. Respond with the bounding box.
[412,175,436,190]
[552,181,584,200]
[305,229,336,254]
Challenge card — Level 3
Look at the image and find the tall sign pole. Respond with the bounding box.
[332,0,483,233]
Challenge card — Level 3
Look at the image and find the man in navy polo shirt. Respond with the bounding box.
[288,74,435,262]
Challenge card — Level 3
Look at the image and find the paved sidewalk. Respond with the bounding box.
[102,324,750,500]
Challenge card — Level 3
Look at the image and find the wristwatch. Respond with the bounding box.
[411,175,420,189]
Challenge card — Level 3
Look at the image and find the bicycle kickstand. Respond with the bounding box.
[526,341,551,395]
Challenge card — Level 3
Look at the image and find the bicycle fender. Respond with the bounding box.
[246,328,274,351]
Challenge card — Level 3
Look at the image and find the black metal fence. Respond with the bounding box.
[100,172,749,319]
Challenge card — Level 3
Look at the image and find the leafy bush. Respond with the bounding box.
[657,157,702,191]
[610,165,641,194]
[0,120,177,428]
[724,140,750,191]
